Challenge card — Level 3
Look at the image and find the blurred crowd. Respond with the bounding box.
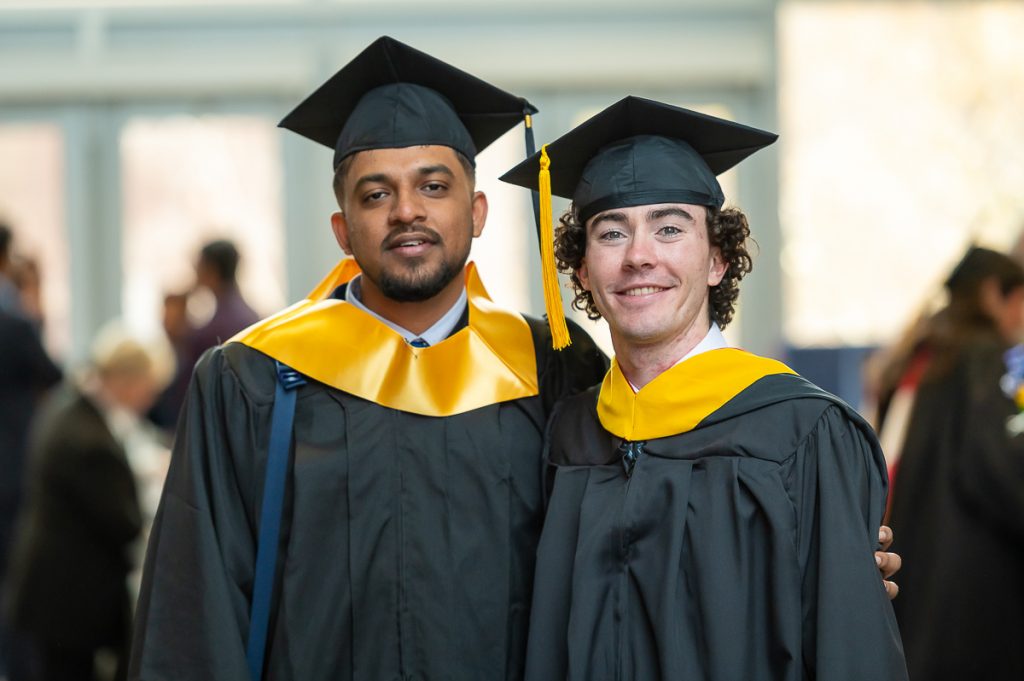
[0,222,258,681]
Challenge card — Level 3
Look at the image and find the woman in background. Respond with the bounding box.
[885,246,1024,681]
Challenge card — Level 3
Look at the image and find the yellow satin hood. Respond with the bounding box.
[597,348,795,441]
[230,259,539,416]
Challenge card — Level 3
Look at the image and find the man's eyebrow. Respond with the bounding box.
[589,211,629,230]
[353,164,455,190]
[353,173,391,190]
[417,164,455,178]
[648,207,695,223]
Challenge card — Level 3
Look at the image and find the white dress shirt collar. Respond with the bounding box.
[345,274,468,346]
[627,322,730,393]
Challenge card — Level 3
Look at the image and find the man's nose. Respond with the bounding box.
[390,188,427,225]
[622,232,656,270]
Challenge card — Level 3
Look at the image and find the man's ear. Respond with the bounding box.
[471,191,488,239]
[707,247,727,287]
[330,212,353,255]
[577,259,591,292]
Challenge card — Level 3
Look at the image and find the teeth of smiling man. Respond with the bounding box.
[623,286,665,296]
[399,240,425,247]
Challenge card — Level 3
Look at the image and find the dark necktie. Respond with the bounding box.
[409,337,429,348]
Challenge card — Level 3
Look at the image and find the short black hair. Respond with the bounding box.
[199,239,241,283]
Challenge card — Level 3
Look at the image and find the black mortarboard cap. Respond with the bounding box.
[499,95,777,223]
[279,36,536,169]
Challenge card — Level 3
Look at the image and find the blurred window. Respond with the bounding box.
[0,122,69,359]
[470,124,533,316]
[780,1,1024,346]
[120,114,285,337]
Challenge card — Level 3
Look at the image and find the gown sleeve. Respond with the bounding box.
[129,346,269,680]
[795,404,908,680]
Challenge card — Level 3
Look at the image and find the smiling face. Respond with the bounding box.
[331,145,487,304]
[577,203,726,351]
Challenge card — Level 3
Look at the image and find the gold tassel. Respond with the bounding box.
[538,144,572,350]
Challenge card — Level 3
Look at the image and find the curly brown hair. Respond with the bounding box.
[553,203,754,328]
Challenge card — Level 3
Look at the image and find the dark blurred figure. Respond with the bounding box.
[148,240,258,430]
[0,224,46,338]
[190,239,259,359]
[0,222,22,316]
[0,309,61,681]
[145,293,189,432]
[884,247,1024,681]
[159,292,189,349]
[9,256,44,332]
[3,323,168,681]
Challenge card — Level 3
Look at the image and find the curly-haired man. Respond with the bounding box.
[556,200,751,323]
[501,96,908,681]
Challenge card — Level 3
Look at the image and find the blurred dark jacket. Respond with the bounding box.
[0,310,61,576]
[188,286,259,362]
[890,329,1024,681]
[4,385,141,653]
[150,286,259,430]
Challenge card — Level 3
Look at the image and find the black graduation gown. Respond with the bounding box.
[889,335,1024,681]
[128,314,607,681]
[527,373,908,681]
[0,310,62,578]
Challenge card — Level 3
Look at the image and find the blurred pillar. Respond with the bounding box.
[65,105,122,364]
[280,116,344,303]
[735,3,782,359]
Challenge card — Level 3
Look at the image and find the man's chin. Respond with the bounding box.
[609,321,670,346]
[378,264,462,303]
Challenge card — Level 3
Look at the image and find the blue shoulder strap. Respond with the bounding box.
[246,361,306,681]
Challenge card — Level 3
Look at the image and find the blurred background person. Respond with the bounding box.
[2,322,172,681]
[0,223,48,340]
[883,246,1024,681]
[188,239,259,358]
[158,293,189,357]
[146,292,190,432]
[0,224,22,317]
[149,239,258,431]
[8,257,44,333]
[0,308,62,681]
